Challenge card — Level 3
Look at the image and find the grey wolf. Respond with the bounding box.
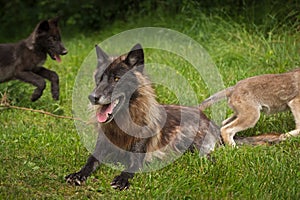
[0,17,67,101]
[66,44,284,190]
[200,69,300,146]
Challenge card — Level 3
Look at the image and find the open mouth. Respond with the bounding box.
[53,54,61,62]
[49,53,62,63]
[49,50,67,63]
[96,98,122,123]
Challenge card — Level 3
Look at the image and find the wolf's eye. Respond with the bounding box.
[114,76,120,82]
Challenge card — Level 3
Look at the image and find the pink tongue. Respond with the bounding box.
[54,55,61,63]
[97,103,114,123]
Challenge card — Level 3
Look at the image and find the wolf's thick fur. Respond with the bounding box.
[200,69,300,146]
[0,17,67,101]
[66,44,283,190]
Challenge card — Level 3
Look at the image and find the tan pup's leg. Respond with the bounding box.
[281,97,300,140]
[221,105,260,146]
[222,115,237,126]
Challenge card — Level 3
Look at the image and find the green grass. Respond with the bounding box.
[1,6,300,199]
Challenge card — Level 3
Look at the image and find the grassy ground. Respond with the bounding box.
[1,5,300,199]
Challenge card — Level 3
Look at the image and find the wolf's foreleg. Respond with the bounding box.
[15,71,46,101]
[34,66,59,100]
[111,139,146,190]
[65,155,100,186]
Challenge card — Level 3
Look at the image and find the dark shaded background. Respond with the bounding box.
[0,0,299,39]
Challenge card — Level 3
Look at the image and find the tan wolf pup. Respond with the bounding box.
[200,68,300,146]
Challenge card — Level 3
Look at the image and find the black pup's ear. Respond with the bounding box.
[37,20,50,33]
[95,45,109,67]
[125,43,144,72]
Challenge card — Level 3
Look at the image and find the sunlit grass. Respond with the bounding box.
[0,6,300,199]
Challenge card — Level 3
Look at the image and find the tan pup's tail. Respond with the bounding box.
[199,87,234,110]
[234,133,283,146]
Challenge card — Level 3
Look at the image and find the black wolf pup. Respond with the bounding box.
[0,17,67,101]
[65,44,282,190]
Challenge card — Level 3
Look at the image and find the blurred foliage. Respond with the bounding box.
[183,0,300,34]
[0,0,181,39]
[0,0,299,39]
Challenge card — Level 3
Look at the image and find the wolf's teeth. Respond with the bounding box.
[114,99,119,106]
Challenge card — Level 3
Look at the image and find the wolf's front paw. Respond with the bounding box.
[111,174,130,190]
[65,172,87,186]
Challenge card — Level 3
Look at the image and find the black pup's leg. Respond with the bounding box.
[65,155,100,186]
[34,67,59,100]
[15,71,46,101]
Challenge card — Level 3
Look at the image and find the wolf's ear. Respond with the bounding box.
[49,17,60,27]
[95,45,109,67]
[37,20,50,33]
[125,43,144,72]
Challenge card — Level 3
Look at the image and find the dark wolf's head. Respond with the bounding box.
[32,17,68,62]
[88,44,145,124]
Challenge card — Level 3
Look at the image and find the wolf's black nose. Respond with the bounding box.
[88,94,99,105]
[61,49,68,55]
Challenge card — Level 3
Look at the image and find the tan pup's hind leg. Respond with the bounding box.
[281,97,300,140]
[221,106,261,147]
[222,115,237,126]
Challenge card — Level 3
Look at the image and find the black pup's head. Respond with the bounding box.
[89,44,144,123]
[33,17,68,62]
